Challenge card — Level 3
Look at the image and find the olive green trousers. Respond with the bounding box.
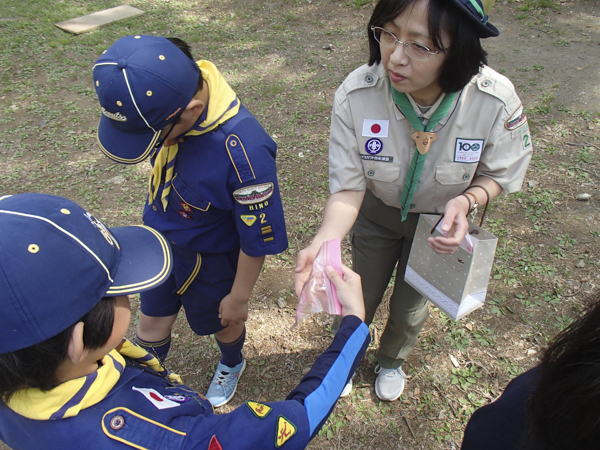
[348,189,430,369]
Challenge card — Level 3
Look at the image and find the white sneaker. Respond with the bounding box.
[374,365,406,401]
[340,378,353,398]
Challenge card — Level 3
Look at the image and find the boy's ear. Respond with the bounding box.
[187,98,206,117]
[67,322,87,364]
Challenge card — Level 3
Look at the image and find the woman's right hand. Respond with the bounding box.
[325,265,365,321]
[294,243,320,297]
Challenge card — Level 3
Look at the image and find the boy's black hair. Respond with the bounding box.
[525,295,600,449]
[167,37,205,93]
[0,297,116,403]
[367,0,487,93]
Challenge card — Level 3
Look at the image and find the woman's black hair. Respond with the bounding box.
[0,297,116,403]
[167,37,204,93]
[367,0,488,93]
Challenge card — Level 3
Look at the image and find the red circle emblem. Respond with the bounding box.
[371,124,381,134]
[150,392,164,402]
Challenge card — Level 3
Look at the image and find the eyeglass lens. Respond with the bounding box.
[372,27,433,60]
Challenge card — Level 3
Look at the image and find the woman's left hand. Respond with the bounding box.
[427,196,470,254]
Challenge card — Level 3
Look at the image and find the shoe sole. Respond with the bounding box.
[210,359,246,408]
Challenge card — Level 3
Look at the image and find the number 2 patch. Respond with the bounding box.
[512,125,532,149]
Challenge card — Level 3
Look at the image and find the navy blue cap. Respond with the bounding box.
[0,193,172,353]
[449,0,499,38]
[93,35,200,164]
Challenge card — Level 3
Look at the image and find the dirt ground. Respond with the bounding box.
[0,0,599,449]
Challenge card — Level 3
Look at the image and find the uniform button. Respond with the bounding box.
[367,170,375,176]
[481,80,491,87]
[152,205,157,211]
[365,75,374,83]
[110,415,125,430]
[462,173,470,180]
[409,204,415,209]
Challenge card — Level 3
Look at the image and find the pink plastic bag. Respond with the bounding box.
[295,238,343,326]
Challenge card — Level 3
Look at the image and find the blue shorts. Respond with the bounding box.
[140,245,239,335]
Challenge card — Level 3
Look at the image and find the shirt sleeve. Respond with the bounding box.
[182,316,370,450]
[328,88,368,194]
[225,127,289,257]
[286,315,370,439]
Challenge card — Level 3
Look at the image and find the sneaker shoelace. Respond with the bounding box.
[375,365,406,379]
[215,370,231,385]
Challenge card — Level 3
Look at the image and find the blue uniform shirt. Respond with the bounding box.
[143,104,288,258]
[0,316,370,449]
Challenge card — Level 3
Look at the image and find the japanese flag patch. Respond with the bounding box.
[362,119,389,138]
[132,387,180,409]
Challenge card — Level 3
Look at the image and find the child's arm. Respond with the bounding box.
[218,249,265,327]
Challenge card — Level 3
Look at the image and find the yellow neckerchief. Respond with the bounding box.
[148,60,241,211]
[7,339,182,420]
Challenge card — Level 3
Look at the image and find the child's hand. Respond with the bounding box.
[325,265,365,321]
[219,294,249,327]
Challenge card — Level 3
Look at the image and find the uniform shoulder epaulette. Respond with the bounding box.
[473,66,526,130]
[473,66,522,114]
[336,64,383,98]
[225,134,256,184]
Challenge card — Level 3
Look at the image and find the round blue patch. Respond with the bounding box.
[365,138,383,155]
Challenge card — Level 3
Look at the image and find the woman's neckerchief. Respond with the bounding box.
[148,60,241,211]
[7,339,182,420]
[391,83,457,221]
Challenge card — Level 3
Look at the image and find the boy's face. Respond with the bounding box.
[88,295,131,360]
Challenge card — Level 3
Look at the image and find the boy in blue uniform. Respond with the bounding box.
[0,193,370,450]
[92,36,289,406]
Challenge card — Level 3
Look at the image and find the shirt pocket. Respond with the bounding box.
[361,159,401,183]
[432,164,478,208]
[171,174,211,212]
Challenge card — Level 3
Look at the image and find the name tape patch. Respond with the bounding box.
[360,155,394,162]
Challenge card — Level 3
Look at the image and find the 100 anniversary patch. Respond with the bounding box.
[233,183,274,205]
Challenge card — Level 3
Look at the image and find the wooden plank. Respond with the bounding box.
[54,5,145,35]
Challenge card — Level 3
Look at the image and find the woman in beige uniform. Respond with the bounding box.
[295,0,532,401]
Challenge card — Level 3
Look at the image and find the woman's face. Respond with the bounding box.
[379,0,448,106]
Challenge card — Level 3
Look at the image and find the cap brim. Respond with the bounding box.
[105,225,172,296]
[97,114,161,165]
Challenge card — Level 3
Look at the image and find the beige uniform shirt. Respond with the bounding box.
[329,63,533,213]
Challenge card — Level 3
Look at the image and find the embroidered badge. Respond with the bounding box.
[259,221,277,246]
[275,415,297,448]
[179,202,192,212]
[163,394,192,403]
[454,138,484,163]
[365,138,383,155]
[233,183,274,205]
[362,119,389,138]
[246,401,272,418]
[208,435,223,450]
[240,214,257,226]
[84,212,118,247]
[505,105,528,130]
[132,387,180,409]
[178,210,193,220]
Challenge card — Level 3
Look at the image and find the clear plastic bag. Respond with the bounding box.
[295,238,343,326]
